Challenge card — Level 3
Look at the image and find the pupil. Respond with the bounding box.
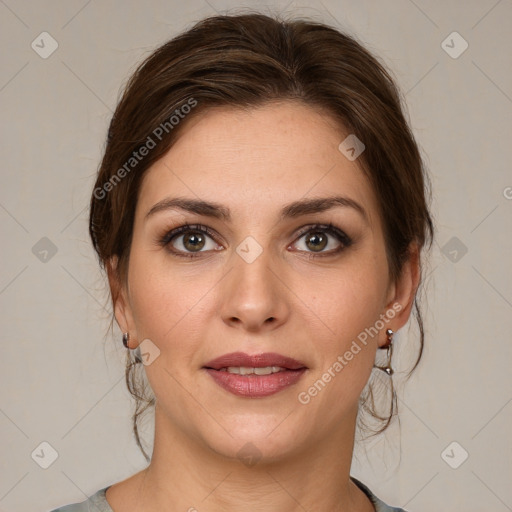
[185,232,204,251]
[307,232,327,251]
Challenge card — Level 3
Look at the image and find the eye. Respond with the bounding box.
[291,223,352,256]
[158,222,352,259]
[159,224,222,258]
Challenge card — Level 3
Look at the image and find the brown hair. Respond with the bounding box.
[89,12,434,461]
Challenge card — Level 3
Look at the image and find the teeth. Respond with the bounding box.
[219,366,286,375]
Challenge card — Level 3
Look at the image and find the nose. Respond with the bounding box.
[218,245,290,333]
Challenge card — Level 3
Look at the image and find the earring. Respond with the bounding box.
[375,328,394,376]
[122,332,130,348]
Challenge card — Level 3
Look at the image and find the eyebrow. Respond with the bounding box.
[145,195,369,224]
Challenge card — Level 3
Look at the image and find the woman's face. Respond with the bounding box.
[113,101,415,461]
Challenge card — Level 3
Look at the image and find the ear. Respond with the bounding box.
[106,255,138,346]
[380,241,421,347]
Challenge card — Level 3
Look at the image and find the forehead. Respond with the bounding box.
[136,101,380,230]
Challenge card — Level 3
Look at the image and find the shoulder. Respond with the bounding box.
[48,479,407,512]
[351,476,409,512]
[46,486,113,512]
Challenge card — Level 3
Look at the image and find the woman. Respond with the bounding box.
[50,12,433,512]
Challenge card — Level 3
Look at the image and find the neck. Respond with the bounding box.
[128,402,374,512]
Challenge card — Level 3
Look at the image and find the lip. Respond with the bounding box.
[203,351,307,371]
[202,352,308,398]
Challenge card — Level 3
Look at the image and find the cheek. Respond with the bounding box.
[302,256,388,343]
[127,250,188,340]
[295,256,388,399]
[127,257,210,407]
[127,250,217,363]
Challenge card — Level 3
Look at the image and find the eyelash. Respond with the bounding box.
[157,223,353,259]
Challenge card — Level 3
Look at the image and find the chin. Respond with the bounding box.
[199,417,305,466]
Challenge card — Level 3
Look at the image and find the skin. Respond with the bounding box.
[106,101,420,512]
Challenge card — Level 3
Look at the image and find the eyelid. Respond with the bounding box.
[158,222,352,258]
[289,222,352,253]
[157,223,222,249]
[292,222,351,244]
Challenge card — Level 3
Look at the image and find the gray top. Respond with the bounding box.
[47,476,408,511]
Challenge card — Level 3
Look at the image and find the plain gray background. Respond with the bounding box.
[1,1,511,511]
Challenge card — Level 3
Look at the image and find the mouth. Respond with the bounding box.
[215,366,295,375]
[202,352,308,398]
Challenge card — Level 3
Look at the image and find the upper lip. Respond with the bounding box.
[203,352,307,370]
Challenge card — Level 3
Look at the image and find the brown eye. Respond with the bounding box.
[159,224,221,257]
[182,232,206,252]
[305,232,328,252]
[292,223,352,256]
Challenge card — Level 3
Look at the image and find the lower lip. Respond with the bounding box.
[204,368,307,398]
